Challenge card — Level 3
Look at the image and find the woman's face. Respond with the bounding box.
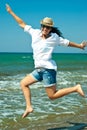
[41,25,52,36]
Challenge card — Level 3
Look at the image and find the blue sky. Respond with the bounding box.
[0,0,87,53]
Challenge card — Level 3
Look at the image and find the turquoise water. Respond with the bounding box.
[0,53,87,130]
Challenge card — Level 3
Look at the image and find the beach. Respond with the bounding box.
[0,53,87,130]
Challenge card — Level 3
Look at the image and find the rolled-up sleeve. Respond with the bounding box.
[58,37,69,46]
[24,25,31,32]
[24,25,35,35]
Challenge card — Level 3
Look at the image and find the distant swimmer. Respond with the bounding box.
[6,4,87,118]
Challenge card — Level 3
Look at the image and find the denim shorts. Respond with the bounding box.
[30,68,56,87]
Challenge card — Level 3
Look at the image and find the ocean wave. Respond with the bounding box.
[0,70,87,91]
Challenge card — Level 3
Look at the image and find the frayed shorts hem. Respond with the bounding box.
[44,83,56,87]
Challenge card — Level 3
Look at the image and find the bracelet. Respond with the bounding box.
[80,43,83,48]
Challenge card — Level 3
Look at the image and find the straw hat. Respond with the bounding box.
[40,17,54,27]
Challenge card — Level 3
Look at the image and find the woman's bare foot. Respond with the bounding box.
[76,84,85,97]
[22,107,33,118]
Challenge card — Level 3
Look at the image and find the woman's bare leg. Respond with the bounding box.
[45,84,85,100]
[20,74,37,118]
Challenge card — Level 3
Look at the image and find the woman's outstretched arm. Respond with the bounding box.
[68,41,87,50]
[6,4,26,28]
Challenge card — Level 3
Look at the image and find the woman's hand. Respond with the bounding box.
[6,4,12,14]
[80,41,87,50]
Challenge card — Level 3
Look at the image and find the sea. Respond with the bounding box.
[0,53,87,130]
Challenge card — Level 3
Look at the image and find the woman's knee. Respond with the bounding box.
[20,75,37,88]
[20,79,27,88]
[48,95,55,100]
[45,86,56,100]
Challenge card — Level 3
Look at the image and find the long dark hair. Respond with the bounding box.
[50,27,63,38]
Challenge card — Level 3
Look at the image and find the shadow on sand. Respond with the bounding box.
[48,122,87,130]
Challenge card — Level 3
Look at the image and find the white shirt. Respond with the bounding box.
[24,25,69,70]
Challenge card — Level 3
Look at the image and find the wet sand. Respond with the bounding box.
[1,106,87,130]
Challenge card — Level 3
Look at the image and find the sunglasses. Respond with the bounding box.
[41,24,52,29]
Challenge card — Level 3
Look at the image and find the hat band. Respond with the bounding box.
[42,22,53,26]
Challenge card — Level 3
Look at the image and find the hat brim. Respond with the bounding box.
[40,21,54,27]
